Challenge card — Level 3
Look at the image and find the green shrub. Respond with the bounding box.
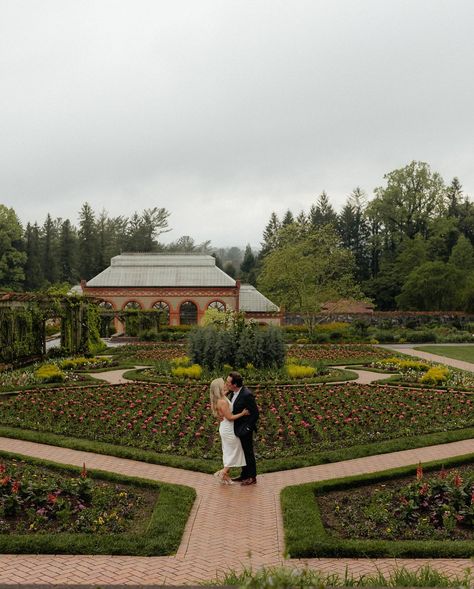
[407,330,437,343]
[171,364,202,379]
[35,365,65,383]
[170,356,191,367]
[286,364,316,379]
[421,366,450,385]
[189,314,285,369]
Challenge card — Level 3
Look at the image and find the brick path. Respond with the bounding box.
[0,436,473,585]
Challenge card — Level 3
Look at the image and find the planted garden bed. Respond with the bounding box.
[286,344,393,364]
[0,453,195,554]
[282,455,474,558]
[0,382,472,468]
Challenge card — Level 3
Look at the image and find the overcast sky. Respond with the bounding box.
[1,0,474,248]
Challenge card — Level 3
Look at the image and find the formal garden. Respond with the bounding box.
[0,300,473,569]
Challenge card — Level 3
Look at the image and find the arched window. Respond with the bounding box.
[152,301,170,325]
[98,300,113,310]
[123,301,141,310]
[208,300,225,312]
[180,301,198,325]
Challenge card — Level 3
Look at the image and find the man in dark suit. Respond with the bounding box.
[226,371,259,485]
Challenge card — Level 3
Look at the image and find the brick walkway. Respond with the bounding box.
[0,436,473,585]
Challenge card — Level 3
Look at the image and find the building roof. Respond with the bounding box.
[239,284,279,313]
[86,253,236,288]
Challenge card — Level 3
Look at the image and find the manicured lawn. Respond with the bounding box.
[0,382,472,468]
[0,451,195,555]
[281,454,474,558]
[414,345,474,363]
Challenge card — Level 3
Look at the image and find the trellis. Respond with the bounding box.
[0,293,100,364]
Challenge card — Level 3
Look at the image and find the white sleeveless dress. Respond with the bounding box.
[219,399,246,468]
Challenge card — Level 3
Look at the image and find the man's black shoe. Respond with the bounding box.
[241,477,257,486]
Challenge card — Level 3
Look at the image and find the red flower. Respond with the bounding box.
[454,474,463,488]
[11,480,20,494]
[47,493,57,504]
[80,463,87,479]
[0,464,5,474]
[416,462,423,481]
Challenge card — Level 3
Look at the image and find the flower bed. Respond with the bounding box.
[287,344,393,364]
[370,357,474,389]
[0,457,152,534]
[0,382,472,461]
[318,463,474,541]
[282,456,474,558]
[112,344,187,363]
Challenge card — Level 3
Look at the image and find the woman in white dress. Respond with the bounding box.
[210,377,249,484]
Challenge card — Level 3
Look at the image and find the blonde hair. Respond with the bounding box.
[210,377,225,417]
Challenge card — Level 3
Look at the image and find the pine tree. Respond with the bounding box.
[78,202,98,280]
[59,219,78,284]
[309,191,338,228]
[24,222,44,290]
[260,212,281,257]
[337,188,371,281]
[282,209,294,226]
[239,244,257,285]
[447,177,463,218]
[41,214,60,285]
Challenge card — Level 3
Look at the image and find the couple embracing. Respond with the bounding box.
[210,371,259,485]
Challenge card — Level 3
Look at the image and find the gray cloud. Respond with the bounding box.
[1,0,474,247]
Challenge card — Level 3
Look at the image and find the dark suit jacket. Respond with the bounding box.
[229,386,259,438]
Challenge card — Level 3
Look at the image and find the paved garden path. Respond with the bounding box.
[382,343,474,373]
[91,366,394,386]
[0,436,473,585]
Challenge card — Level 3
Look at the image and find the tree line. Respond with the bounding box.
[1,160,473,311]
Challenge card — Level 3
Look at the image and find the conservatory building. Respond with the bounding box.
[80,253,280,328]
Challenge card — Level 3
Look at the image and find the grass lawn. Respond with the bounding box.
[414,345,474,363]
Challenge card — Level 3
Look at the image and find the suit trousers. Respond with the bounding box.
[239,432,256,478]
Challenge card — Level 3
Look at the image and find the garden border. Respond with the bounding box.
[0,449,195,556]
[281,452,474,558]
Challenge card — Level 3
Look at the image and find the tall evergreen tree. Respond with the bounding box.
[446,177,463,218]
[260,212,281,257]
[337,188,371,281]
[24,222,44,290]
[309,191,338,228]
[239,244,257,285]
[41,214,60,285]
[59,219,78,284]
[282,209,294,226]
[78,202,98,280]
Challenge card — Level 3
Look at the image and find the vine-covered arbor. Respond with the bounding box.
[0,293,101,364]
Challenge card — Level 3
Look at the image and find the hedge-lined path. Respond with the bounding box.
[89,366,394,386]
[0,437,473,585]
[382,344,474,373]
